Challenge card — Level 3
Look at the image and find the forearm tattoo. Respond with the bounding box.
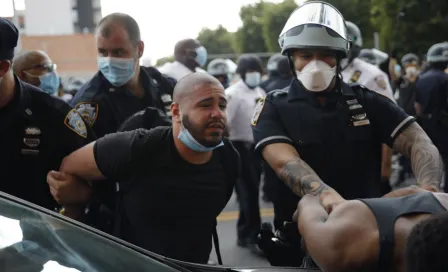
[393,122,444,188]
[280,157,332,197]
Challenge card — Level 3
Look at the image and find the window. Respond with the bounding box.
[72,10,79,24]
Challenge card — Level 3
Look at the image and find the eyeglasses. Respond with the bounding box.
[23,63,57,73]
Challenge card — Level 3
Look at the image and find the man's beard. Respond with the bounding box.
[182,114,226,147]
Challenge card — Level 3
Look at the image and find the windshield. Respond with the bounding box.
[0,196,180,272]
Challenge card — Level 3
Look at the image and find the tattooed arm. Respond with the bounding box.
[392,122,443,191]
[262,143,344,211]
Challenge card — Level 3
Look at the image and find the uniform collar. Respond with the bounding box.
[288,78,356,102]
[13,75,33,117]
[0,75,34,129]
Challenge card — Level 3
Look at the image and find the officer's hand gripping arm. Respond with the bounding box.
[392,122,443,191]
[263,143,344,212]
[296,195,348,271]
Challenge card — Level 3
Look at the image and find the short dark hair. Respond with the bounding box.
[97,13,141,46]
[405,212,448,272]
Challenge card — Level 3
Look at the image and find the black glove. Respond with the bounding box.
[257,222,305,267]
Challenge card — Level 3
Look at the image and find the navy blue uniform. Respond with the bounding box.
[260,75,293,93]
[415,69,448,191]
[252,79,415,226]
[0,76,95,210]
[415,69,448,155]
[71,66,175,137]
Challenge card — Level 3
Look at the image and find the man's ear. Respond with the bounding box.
[137,41,144,58]
[170,103,181,123]
[0,60,11,78]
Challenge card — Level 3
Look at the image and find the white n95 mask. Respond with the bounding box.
[296,60,336,92]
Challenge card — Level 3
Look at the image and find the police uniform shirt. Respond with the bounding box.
[93,127,232,263]
[0,76,95,210]
[415,69,448,155]
[225,80,266,143]
[415,69,448,115]
[342,58,395,102]
[252,79,415,199]
[397,77,417,116]
[71,67,173,138]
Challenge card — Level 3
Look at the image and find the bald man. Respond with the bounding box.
[295,186,447,272]
[13,50,60,95]
[47,73,240,264]
[158,38,208,81]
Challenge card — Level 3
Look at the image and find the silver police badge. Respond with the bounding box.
[251,97,266,126]
[64,109,88,138]
[75,102,98,127]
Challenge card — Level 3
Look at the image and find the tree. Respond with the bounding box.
[371,0,448,56]
[262,0,298,52]
[325,0,375,48]
[155,56,174,67]
[234,1,273,53]
[196,25,236,55]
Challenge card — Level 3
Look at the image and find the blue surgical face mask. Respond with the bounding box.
[245,72,261,88]
[177,119,224,152]
[98,57,136,87]
[194,46,207,67]
[39,71,60,95]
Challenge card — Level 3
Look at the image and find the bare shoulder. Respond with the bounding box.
[328,200,379,270]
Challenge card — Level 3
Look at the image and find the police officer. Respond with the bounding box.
[415,42,448,192]
[394,53,420,185]
[342,21,395,193]
[260,53,293,93]
[13,50,60,96]
[226,54,265,251]
[0,18,95,210]
[207,58,231,88]
[252,3,442,265]
[158,39,208,81]
[358,49,377,65]
[341,22,394,101]
[71,13,175,138]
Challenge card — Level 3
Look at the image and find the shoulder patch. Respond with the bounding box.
[271,88,288,97]
[251,97,266,126]
[350,70,362,83]
[64,109,88,138]
[374,76,387,90]
[75,102,98,127]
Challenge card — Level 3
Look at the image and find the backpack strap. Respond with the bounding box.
[213,139,241,264]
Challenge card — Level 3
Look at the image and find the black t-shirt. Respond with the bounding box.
[93,127,229,263]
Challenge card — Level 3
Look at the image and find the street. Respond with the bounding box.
[210,171,415,267]
[211,193,273,267]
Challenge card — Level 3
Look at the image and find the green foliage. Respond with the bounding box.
[187,0,448,61]
[155,56,174,67]
[262,0,298,52]
[197,25,236,54]
[370,0,448,56]
[325,0,375,48]
[234,1,272,53]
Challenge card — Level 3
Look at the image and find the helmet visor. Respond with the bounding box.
[279,1,348,41]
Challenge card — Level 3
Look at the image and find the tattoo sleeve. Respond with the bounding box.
[393,122,444,188]
[279,157,333,198]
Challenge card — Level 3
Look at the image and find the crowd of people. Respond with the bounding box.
[1,1,448,271]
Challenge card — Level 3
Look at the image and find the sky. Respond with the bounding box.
[0,0,305,62]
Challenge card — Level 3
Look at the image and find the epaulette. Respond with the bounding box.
[73,73,104,102]
[270,86,289,97]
